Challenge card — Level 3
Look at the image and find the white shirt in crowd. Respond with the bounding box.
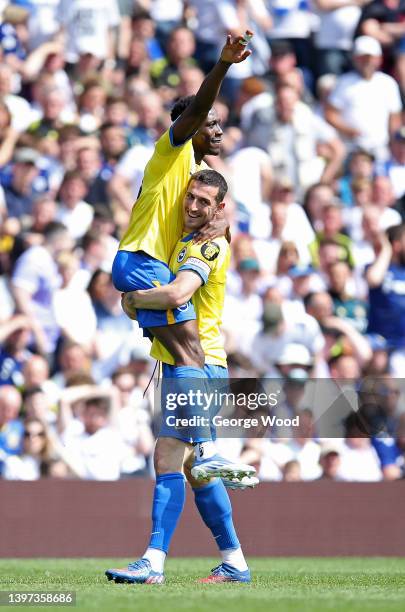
[188,0,253,78]
[252,203,315,267]
[222,292,263,353]
[62,421,129,480]
[56,201,94,240]
[329,70,402,158]
[388,161,405,199]
[250,311,325,372]
[229,147,272,214]
[57,0,120,63]
[314,5,361,51]
[27,0,61,50]
[258,439,322,481]
[114,144,154,201]
[343,206,402,243]
[52,283,97,347]
[3,455,41,480]
[4,94,33,133]
[337,441,382,482]
[265,0,312,39]
[150,0,184,22]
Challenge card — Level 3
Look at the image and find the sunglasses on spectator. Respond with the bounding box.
[24,430,46,438]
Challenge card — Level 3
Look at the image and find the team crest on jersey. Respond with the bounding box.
[177,247,187,263]
[201,242,220,261]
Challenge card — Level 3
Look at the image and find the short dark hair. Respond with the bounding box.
[61,170,85,185]
[387,223,405,244]
[43,221,67,241]
[189,169,228,203]
[84,397,110,414]
[170,95,195,122]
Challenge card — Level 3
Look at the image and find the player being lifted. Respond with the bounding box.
[112,31,255,479]
[107,169,255,585]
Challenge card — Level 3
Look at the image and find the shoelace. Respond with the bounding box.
[127,558,150,572]
[211,564,227,576]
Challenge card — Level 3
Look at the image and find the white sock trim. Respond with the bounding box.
[143,547,166,573]
[220,547,248,572]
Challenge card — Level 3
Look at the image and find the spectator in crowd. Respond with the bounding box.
[0,314,32,387]
[373,412,405,480]
[52,251,97,351]
[2,147,40,219]
[282,459,302,481]
[246,83,344,195]
[56,0,121,65]
[326,36,402,160]
[338,148,375,207]
[2,417,55,480]
[337,413,382,481]
[318,443,342,480]
[312,0,366,77]
[111,367,154,477]
[386,126,405,203]
[58,384,132,480]
[0,384,23,466]
[354,0,405,72]
[55,171,93,240]
[150,26,197,89]
[326,260,368,333]
[366,224,405,375]
[309,203,355,268]
[11,221,72,356]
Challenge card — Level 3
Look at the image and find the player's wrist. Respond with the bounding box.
[218,58,233,68]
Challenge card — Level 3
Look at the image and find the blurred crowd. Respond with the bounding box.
[0,0,404,482]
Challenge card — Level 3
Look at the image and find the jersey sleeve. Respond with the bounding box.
[178,240,224,285]
[144,128,192,189]
[156,123,192,156]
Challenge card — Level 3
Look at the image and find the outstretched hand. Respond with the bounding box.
[220,31,253,64]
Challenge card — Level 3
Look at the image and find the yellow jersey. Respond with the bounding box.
[119,128,206,264]
[151,235,230,367]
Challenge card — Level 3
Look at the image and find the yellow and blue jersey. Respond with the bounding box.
[151,234,230,367]
[118,127,206,264]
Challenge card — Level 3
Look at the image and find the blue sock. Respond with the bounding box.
[193,479,240,551]
[149,472,185,553]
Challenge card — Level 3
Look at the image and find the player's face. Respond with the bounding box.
[192,109,223,156]
[183,180,221,231]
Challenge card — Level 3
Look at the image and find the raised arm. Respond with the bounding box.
[122,270,202,317]
[365,232,392,288]
[171,31,253,145]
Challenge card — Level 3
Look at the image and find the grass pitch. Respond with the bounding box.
[1,558,404,612]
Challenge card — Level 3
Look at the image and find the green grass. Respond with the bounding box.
[1,558,405,612]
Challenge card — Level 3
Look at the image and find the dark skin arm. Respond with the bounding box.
[171,32,253,146]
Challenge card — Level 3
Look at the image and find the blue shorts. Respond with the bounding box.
[112,250,196,329]
[159,364,229,443]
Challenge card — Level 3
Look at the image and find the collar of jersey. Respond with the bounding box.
[180,232,196,243]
